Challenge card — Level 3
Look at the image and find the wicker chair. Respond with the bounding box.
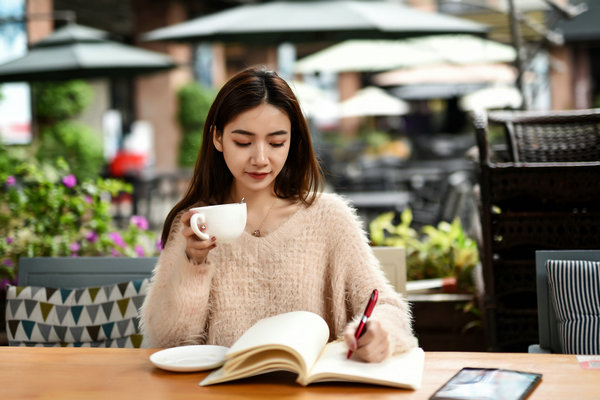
[488,109,600,163]
[472,108,600,352]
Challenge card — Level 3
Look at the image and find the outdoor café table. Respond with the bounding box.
[1,347,598,399]
[338,190,411,210]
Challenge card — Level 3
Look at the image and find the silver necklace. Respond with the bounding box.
[252,198,277,237]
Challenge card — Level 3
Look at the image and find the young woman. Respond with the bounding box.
[140,66,417,362]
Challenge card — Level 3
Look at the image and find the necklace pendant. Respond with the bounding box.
[253,229,261,237]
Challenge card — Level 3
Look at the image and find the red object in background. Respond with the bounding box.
[441,277,458,293]
[109,151,147,177]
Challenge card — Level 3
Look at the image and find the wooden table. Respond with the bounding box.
[1,347,598,399]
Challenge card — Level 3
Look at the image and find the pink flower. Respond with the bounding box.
[69,242,80,253]
[6,237,13,244]
[62,174,77,188]
[84,195,93,204]
[110,248,121,257]
[85,231,98,243]
[108,232,126,247]
[1,278,13,290]
[6,176,16,186]
[135,245,145,257]
[156,237,163,252]
[4,259,13,266]
[130,215,149,230]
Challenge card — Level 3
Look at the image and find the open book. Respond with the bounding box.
[200,311,424,389]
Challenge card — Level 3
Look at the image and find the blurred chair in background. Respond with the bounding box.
[372,246,406,297]
[472,108,600,351]
[531,250,600,354]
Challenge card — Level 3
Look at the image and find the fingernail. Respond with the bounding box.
[211,236,216,242]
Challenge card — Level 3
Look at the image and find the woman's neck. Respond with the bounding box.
[229,184,277,208]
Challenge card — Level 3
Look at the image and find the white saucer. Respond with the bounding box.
[150,345,229,372]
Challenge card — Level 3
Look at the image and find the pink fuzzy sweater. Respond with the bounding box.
[140,192,417,353]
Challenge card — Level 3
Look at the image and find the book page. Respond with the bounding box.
[200,311,330,386]
[303,341,424,389]
[227,311,330,373]
[203,350,304,384]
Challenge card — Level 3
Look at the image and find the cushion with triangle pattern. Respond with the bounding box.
[5,278,149,348]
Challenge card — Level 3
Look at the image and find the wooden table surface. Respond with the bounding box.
[1,347,598,399]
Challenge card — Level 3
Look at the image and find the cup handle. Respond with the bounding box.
[190,213,210,240]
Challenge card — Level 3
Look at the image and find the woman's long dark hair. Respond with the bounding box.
[161,66,324,246]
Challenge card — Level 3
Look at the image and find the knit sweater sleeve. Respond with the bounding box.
[139,215,214,347]
[325,194,418,354]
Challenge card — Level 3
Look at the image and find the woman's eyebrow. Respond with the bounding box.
[231,129,289,137]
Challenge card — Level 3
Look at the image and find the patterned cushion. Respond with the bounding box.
[546,259,600,355]
[5,278,149,348]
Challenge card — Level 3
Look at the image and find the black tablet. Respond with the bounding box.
[430,367,542,400]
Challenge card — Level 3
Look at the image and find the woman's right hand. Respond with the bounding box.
[180,210,217,265]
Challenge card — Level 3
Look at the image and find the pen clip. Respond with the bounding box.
[363,289,378,318]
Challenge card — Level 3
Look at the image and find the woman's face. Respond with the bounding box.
[214,102,291,197]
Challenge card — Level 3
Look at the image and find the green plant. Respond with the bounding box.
[0,144,160,288]
[176,82,215,167]
[360,130,390,149]
[36,121,104,182]
[178,129,204,167]
[32,80,104,181]
[369,208,479,292]
[33,80,93,121]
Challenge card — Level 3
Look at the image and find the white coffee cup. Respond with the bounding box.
[189,203,247,243]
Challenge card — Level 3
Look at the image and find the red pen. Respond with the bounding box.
[347,288,378,359]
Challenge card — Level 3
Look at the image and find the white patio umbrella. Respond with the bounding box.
[295,40,440,74]
[373,63,517,86]
[459,85,523,111]
[340,86,409,117]
[289,80,339,121]
[295,34,516,74]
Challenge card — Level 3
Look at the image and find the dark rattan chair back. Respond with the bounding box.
[487,109,600,163]
[472,108,600,352]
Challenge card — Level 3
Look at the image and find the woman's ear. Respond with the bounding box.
[212,125,223,152]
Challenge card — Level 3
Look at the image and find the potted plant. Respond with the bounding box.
[369,208,478,292]
[0,145,161,344]
[369,208,484,350]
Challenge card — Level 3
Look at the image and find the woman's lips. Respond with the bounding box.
[247,172,269,180]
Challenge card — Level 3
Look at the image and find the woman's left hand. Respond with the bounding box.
[343,317,391,363]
